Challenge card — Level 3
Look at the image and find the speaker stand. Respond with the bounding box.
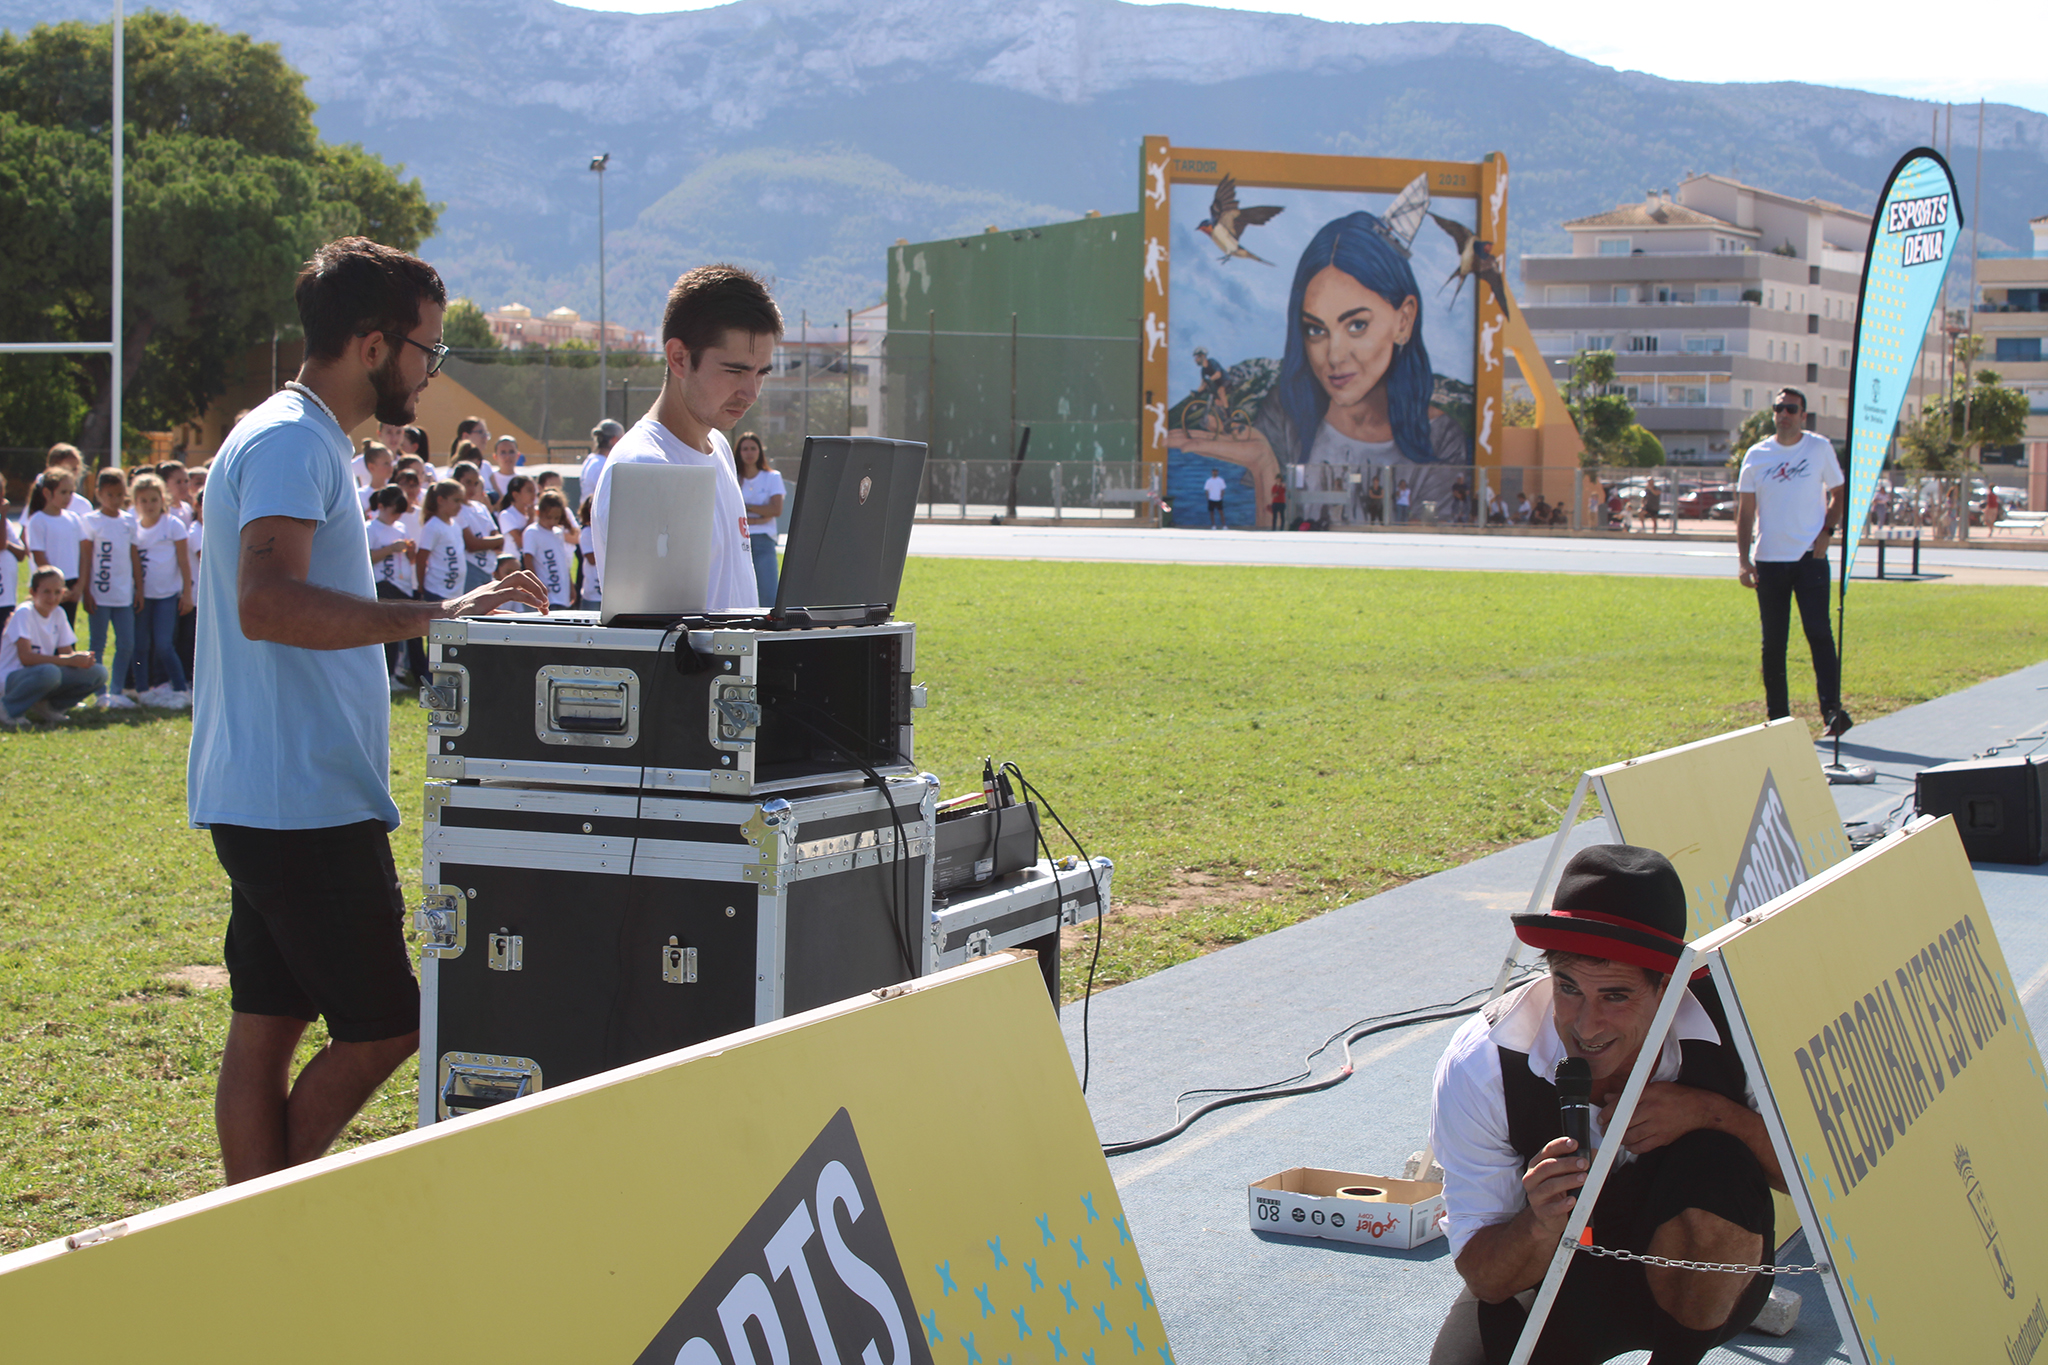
[1824,734,1875,785]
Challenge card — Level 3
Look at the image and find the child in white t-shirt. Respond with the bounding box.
[23,471,87,628]
[521,490,577,609]
[575,495,601,608]
[451,462,505,591]
[0,512,26,633]
[535,470,580,529]
[78,467,141,709]
[129,472,192,704]
[496,475,536,553]
[365,485,418,687]
[413,480,468,603]
[0,566,108,727]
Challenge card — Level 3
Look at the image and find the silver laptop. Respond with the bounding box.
[599,463,718,625]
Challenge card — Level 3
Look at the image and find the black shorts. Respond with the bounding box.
[211,821,419,1042]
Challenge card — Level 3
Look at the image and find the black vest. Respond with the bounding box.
[1491,975,1750,1162]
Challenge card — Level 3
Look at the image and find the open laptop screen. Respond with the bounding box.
[773,436,927,624]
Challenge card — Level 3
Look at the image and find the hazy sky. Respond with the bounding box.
[555,0,2046,117]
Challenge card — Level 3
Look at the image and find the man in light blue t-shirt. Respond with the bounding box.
[189,237,544,1183]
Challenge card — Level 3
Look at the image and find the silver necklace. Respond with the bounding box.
[283,380,343,433]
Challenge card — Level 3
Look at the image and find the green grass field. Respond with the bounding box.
[1,559,2041,1251]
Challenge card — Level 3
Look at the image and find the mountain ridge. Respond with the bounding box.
[5,0,2043,326]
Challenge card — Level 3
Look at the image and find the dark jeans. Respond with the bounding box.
[1269,502,1285,530]
[136,594,189,692]
[1754,553,1839,720]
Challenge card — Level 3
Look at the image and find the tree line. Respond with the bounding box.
[0,14,437,459]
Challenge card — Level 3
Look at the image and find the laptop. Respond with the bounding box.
[598,462,719,625]
[768,436,928,626]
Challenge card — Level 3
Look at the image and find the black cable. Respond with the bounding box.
[752,695,921,979]
[999,761,1106,1093]
[1099,977,1537,1159]
[751,689,926,981]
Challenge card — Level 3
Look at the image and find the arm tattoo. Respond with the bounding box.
[248,537,276,559]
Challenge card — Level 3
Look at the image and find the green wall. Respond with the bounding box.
[884,213,1141,464]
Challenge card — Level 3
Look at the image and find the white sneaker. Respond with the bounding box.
[99,692,140,710]
[136,684,170,706]
[165,689,193,710]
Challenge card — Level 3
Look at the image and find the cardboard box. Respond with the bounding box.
[1248,1168,1446,1249]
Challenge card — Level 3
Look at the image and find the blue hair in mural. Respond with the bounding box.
[1276,211,1438,464]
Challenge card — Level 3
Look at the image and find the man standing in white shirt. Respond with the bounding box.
[1203,467,1227,529]
[1735,388,1850,736]
[590,265,780,612]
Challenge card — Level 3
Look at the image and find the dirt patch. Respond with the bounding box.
[161,965,229,990]
[1059,869,1297,950]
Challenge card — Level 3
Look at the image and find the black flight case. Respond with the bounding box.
[416,774,937,1125]
[421,613,921,795]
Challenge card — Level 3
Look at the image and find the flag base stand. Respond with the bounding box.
[1823,736,1874,784]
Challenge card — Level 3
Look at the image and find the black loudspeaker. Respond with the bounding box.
[1915,755,2048,865]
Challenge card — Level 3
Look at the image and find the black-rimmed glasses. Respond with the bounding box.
[361,330,451,376]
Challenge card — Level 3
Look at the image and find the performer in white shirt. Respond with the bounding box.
[1427,846,1780,1365]
[590,265,780,613]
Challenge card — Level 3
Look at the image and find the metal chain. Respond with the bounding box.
[1570,1241,1829,1276]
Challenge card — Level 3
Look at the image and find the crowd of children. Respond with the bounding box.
[3,444,202,727]
[1,412,780,726]
[348,420,598,693]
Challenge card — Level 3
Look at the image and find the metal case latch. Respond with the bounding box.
[966,929,993,958]
[711,679,760,750]
[438,1053,542,1120]
[535,665,641,748]
[487,931,523,972]
[662,936,698,984]
[416,885,467,960]
[421,663,469,736]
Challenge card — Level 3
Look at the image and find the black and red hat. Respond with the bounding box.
[1511,844,1688,975]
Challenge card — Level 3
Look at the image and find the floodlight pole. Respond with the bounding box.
[590,152,609,424]
[110,0,123,466]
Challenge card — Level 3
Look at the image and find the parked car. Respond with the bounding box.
[1708,499,1739,521]
[1678,484,1736,518]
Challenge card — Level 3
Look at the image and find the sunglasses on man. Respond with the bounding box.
[1772,403,1803,414]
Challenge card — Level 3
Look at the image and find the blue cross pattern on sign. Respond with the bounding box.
[1843,150,1962,580]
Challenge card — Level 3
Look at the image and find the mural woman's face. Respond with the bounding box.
[1300,265,1416,415]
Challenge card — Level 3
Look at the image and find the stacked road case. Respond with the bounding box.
[413,612,1114,1127]
[415,613,937,1125]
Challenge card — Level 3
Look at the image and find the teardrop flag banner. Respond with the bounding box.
[1842,149,1962,581]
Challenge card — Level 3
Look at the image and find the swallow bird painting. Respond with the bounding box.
[1427,211,1511,320]
[1197,175,1283,264]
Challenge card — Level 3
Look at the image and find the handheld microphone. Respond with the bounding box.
[1555,1057,1593,1157]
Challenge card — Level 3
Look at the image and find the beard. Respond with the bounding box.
[371,350,422,427]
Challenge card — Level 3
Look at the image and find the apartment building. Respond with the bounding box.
[1518,174,1943,465]
[483,302,648,352]
[1973,215,2048,459]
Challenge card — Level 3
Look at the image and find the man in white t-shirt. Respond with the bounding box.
[1735,388,1849,735]
[590,264,780,612]
[1203,468,1227,529]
